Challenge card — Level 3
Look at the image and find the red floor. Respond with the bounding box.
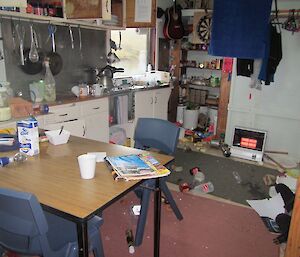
[101,191,279,257]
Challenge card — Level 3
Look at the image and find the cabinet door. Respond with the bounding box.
[85,112,109,143]
[102,0,112,20]
[135,90,154,119]
[126,0,156,27]
[153,88,171,120]
[44,119,85,138]
[65,0,103,19]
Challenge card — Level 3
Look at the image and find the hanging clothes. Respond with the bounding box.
[259,24,282,85]
[237,59,254,77]
[209,0,272,58]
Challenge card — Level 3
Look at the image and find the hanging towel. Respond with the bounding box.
[116,95,128,124]
[209,0,272,58]
[258,24,282,85]
[249,59,262,90]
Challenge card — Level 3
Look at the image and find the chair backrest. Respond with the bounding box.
[0,188,50,255]
[134,118,180,155]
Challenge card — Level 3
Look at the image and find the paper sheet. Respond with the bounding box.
[247,193,285,220]
[134,0,152,23]
[276,175,297,193]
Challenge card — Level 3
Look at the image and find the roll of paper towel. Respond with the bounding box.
[176,105,186,124]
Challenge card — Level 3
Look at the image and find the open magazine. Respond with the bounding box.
[105,153,170,181]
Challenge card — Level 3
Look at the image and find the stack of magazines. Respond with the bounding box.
[105,153,170,181]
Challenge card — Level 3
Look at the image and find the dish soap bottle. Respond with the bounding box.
[44,58,56,102]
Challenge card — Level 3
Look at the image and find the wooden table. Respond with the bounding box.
[0,136,173,257]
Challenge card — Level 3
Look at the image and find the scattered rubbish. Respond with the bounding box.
[286,168,300,179]
[263,174,276,186]
[125,229,135,254]
[194,172,205,183]
[161,195,170,204]
[179,182,191,192]
[131,205,141,216]
[221,143,231,157]
[190,166,201,176]
[210,139,220,148]
[193,181,214,194]
[232,171,242,184]
[183,145,192,152]
[171,164,183,172]
[269,186,277,197]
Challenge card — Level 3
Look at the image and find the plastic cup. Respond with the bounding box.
[77,154,96,179]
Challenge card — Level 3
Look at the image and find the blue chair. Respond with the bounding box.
[0,188,104,257]
[133,118,183,246]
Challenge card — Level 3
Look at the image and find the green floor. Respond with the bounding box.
[167,149,280,205]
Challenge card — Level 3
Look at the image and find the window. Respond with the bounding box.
[111,28,150,77]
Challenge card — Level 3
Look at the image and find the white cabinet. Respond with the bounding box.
[80,98,109,143]
[45,98,109,142]
[43,119,85,138]
[135,87,171,121]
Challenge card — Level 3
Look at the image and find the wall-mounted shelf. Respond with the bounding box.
[181,9,213,17]
[180,66,222,71]
[0,0,125,30]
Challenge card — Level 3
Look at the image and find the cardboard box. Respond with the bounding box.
[17,117,39,156]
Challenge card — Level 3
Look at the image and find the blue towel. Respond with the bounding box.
[209,0,272,58]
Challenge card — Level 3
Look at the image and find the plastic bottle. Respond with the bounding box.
[0,153,27,167]
[44,58,56,102]
[232,171,242,184]
[125,229,135,254]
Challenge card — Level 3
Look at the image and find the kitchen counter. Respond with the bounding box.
[51,84,170,107]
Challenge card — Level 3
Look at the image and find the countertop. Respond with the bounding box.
[50,84,170,107]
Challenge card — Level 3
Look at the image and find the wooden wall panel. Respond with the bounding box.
[216,72,231,138]
[285,178,300,257]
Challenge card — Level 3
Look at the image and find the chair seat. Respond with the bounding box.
[0,188,104,257]
[133,118,183,246]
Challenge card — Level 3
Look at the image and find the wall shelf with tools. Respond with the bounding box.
[175,9,232,138]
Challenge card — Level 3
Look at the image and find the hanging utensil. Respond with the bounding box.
[69,25,74,49]
[78,26,83,60]
[118,31,122,50]
[46,24,62,75]
[29,24,39,63]
[10,19,16,53]
[48,24,57,52]
[15,23,25,65]
[21,48,44,75]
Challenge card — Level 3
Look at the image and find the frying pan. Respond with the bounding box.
[20,48,44,75]
[46,51,63,76]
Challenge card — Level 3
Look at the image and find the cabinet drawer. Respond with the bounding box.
[48,104,80,123]
[81,98,108,116]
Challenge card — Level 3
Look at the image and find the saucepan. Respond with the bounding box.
[20,48,44,75]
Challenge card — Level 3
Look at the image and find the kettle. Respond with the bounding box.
[96,65,124,91]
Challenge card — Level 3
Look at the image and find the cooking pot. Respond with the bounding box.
[20,48,44,75]
[46,51,63,76]
[96,65,124,90]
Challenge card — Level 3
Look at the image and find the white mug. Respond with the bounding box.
[71,86,80,97]
[91,84,104,96]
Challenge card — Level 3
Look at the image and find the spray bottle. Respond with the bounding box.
[0,152,27,167]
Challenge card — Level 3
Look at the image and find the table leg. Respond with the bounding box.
[77,220,89,257]
[154,178,161,257]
